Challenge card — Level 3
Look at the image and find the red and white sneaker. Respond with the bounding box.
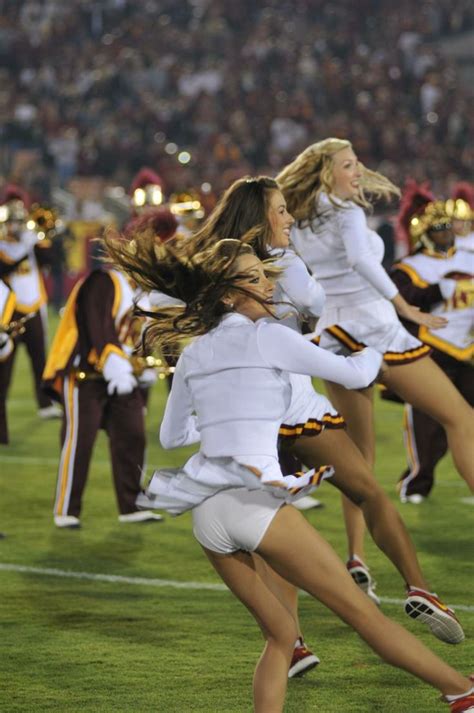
[405,588,464,644]
[288,639,320,679]
[442,677,474,712]
[346,556,380,606]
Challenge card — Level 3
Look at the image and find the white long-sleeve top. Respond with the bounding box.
[291,193,398,308]
[160,312,382,457]
[269,246,325,331]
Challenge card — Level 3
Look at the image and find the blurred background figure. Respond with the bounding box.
[392,181,474,503]
[0,184,61,441]
[446,182,474,252]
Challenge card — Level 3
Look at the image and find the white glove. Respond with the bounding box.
[106,372,138,395]
[103,352,137,395]
[138,368,158,387]
[19,229,38,251]
[0,334,13,360]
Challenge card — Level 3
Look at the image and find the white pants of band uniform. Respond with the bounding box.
[192,487,285,554]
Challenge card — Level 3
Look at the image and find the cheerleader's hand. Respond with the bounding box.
[392,294,447,328]
[403,304,448,329]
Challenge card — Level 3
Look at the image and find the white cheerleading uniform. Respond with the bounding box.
[291,194,430,364]
[143,313,382,553]
[269,246,344,439]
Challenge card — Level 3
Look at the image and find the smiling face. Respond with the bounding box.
[267,189,294,249]
[226,252,276,321]
[330,146,363,201]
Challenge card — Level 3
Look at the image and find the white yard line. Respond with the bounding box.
[0,562,473,611]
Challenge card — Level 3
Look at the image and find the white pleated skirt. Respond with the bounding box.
[316,298,430,364]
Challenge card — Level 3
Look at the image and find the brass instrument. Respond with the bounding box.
[130,354,175,379]
[74,355,175,383]
[0,312,35,339]
[26,204,65,242]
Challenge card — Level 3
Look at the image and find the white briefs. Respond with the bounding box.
[192,487,284,554]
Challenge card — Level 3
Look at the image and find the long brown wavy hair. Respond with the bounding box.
[104,229,277,353]
[277,138,400,226]
[192,176,279,259]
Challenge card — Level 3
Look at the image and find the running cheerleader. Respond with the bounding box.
[277,138,474,594]
[188,174,464,637]
[106,232,473,713]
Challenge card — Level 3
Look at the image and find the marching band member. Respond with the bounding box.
[0,279,16,443]
[392,181,474,503]
[277,138,474,598]
[0,185,61,433]
[42,252,163,529]
[129,167,165,217]
[106,232,473,713]
[446,182,474,253]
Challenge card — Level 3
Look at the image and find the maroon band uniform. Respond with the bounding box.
[43,268,147,520]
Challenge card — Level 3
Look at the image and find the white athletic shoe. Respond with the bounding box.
[38,404,63,420]
[54,515,81,529]
[293,496,324,511]
[401,493,425,504]
[118,510,164,523]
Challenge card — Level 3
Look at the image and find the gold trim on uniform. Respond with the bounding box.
[326,324,431,365]
[55,375,77,515]
[418,326,474,361]
[1,290,16,326]
[391,262,429,288]
[279,413,346,440]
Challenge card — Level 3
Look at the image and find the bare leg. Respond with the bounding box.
[257,506,471,697]
[324,382,374,561]
[291,429,429,590]
[253,554,301,638]
[383,357,474,491]
[202,547,297,713]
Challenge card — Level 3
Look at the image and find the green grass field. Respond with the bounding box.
[0,316,472,712]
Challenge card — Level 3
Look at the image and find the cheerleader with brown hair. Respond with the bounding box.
[106,231,473,713]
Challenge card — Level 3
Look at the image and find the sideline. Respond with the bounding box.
[1,562,473,611]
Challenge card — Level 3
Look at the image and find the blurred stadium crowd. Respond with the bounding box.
[0,0,473,205]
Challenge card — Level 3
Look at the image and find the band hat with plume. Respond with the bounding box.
[397,179,451,250]
[446,182,474,221]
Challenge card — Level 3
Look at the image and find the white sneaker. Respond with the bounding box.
[54,515,81,528]
[118,510,164,523]
[38,404,63,420]
[401,493,425,504]
[293,496,324,511]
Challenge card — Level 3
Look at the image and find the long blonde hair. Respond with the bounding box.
[276,138,400,225]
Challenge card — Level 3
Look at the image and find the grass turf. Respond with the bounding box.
[0,317,472,712]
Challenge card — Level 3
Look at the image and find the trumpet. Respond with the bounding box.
[0,312,35,339]
[26,204,65,242]
[74,355,175,383]
[130,354,176,379]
